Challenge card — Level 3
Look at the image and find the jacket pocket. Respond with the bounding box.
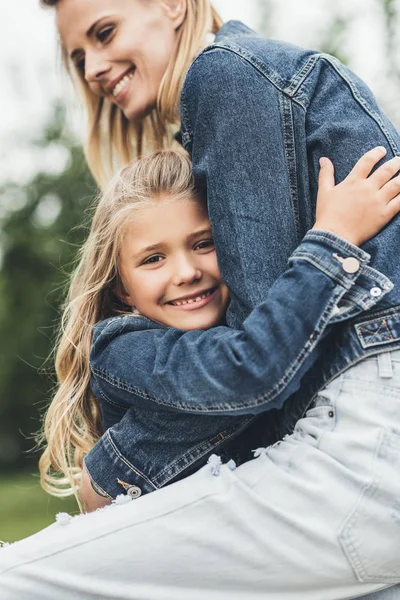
[339,429,400,583]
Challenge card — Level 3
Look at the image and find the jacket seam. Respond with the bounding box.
[92,285,348,414]
[105,431,157,490]
[317,55,400,156]
[152,416,257,486]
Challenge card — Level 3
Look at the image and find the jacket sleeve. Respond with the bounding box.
[180,45,399,328]
[91,231,392,416]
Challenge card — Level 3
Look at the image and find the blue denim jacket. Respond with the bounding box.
[85,21,400,499]
[86,232,391,498]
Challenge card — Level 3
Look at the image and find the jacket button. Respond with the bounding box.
[117,478,142,499]
[370,287,382,298]
[127,485,142,499]
[341,257,360,274]
[332,253,360,274]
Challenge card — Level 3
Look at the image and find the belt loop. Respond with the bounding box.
[377,352,394,379]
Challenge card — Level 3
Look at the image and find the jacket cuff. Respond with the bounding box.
[84,430,156,500]
[291,230,393,321]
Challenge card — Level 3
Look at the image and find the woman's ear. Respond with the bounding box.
[161,0,187,29]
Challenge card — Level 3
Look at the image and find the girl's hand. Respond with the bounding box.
[313,146,400,246]
[80,464,112,513]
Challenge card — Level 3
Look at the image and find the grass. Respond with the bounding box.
[0,471,78,543]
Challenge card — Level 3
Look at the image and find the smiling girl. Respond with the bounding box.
[33,147,400,520]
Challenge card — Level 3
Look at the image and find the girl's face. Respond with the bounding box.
[118,197,230,330]
[57,0,184,121]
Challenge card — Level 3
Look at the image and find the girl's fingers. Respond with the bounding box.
[348,146,387,180]
[318,157,335,192]
[382,174,400,203]
[370,156,400,188]
[386,193,400,220]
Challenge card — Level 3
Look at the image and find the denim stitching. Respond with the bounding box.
[284,54,320,96]
[152,417,257,486]
[105,431,157,490]
[104,417,256,490]
[319,55,400,156]
[356,319,395,349]
[280,93,301,243]
[300,231,371,259]
[291,252,354,288]
[93,286,348,413]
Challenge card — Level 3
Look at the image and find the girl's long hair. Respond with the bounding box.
[41,0,223,188]
[39,150,197,501]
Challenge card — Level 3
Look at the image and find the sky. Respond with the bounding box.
[0,0,398,184]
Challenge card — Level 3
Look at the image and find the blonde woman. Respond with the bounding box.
[2,0,400,598]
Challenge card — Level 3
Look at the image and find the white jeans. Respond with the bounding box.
[1,351,400,600]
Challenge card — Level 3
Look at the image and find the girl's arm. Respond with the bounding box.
[90,150,399,417]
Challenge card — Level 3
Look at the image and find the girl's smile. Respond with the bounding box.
[118,196,230,330]
[166,286,218,310]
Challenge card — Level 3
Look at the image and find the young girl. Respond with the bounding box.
[37,148,400,515]
[2,148,400,598]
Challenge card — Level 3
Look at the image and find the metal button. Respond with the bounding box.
[370,287,382,298]
[127,486,142,499]
[332,253,360,274]
[341,257,360,274]
[117,478,142,499]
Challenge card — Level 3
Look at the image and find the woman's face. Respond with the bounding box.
[57,0,184,121]
[118,197,230,331]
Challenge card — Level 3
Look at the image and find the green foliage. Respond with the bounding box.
[0,471,78,543]
[0,104,97,471]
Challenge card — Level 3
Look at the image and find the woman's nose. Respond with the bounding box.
[84,52,111,84]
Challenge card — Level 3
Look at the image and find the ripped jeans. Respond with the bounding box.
[1,351,400,599]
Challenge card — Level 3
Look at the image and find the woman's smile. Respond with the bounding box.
[109,67,136,100]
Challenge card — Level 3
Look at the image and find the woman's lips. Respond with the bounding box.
[168,288,219,311]
[113,68,135,104]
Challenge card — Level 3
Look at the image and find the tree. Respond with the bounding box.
[0,105,96,471]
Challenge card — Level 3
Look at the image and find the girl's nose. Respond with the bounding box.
[171,257,202,286]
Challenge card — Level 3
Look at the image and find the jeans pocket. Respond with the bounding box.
[339,429,400,583]
[303,402,336,432]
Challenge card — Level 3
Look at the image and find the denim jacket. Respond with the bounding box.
[85,21,400,499]
[86,232,391,498]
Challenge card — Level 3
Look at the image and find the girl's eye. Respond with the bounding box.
[194,239,215,251]
[97,26,115,43]
[142,255,163,265]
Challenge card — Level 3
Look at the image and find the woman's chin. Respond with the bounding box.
[122,99,157,122]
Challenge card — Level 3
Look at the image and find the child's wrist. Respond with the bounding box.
[311,223,359,247]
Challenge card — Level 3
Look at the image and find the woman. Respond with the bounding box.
[1,0,400,598]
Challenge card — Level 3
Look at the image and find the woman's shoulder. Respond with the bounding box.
[183,20,319,95]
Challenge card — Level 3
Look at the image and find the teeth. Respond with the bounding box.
[112,71,134,97]
[171,290,213,306]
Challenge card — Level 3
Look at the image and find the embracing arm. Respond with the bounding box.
[91,49,400,417]
[91,231,393,416]
[180,45,400,325]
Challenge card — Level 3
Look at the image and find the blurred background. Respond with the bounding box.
[1,0,399,543]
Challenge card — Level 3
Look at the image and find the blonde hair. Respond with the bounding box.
[41,0,223,188]
[39,149,198,502]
